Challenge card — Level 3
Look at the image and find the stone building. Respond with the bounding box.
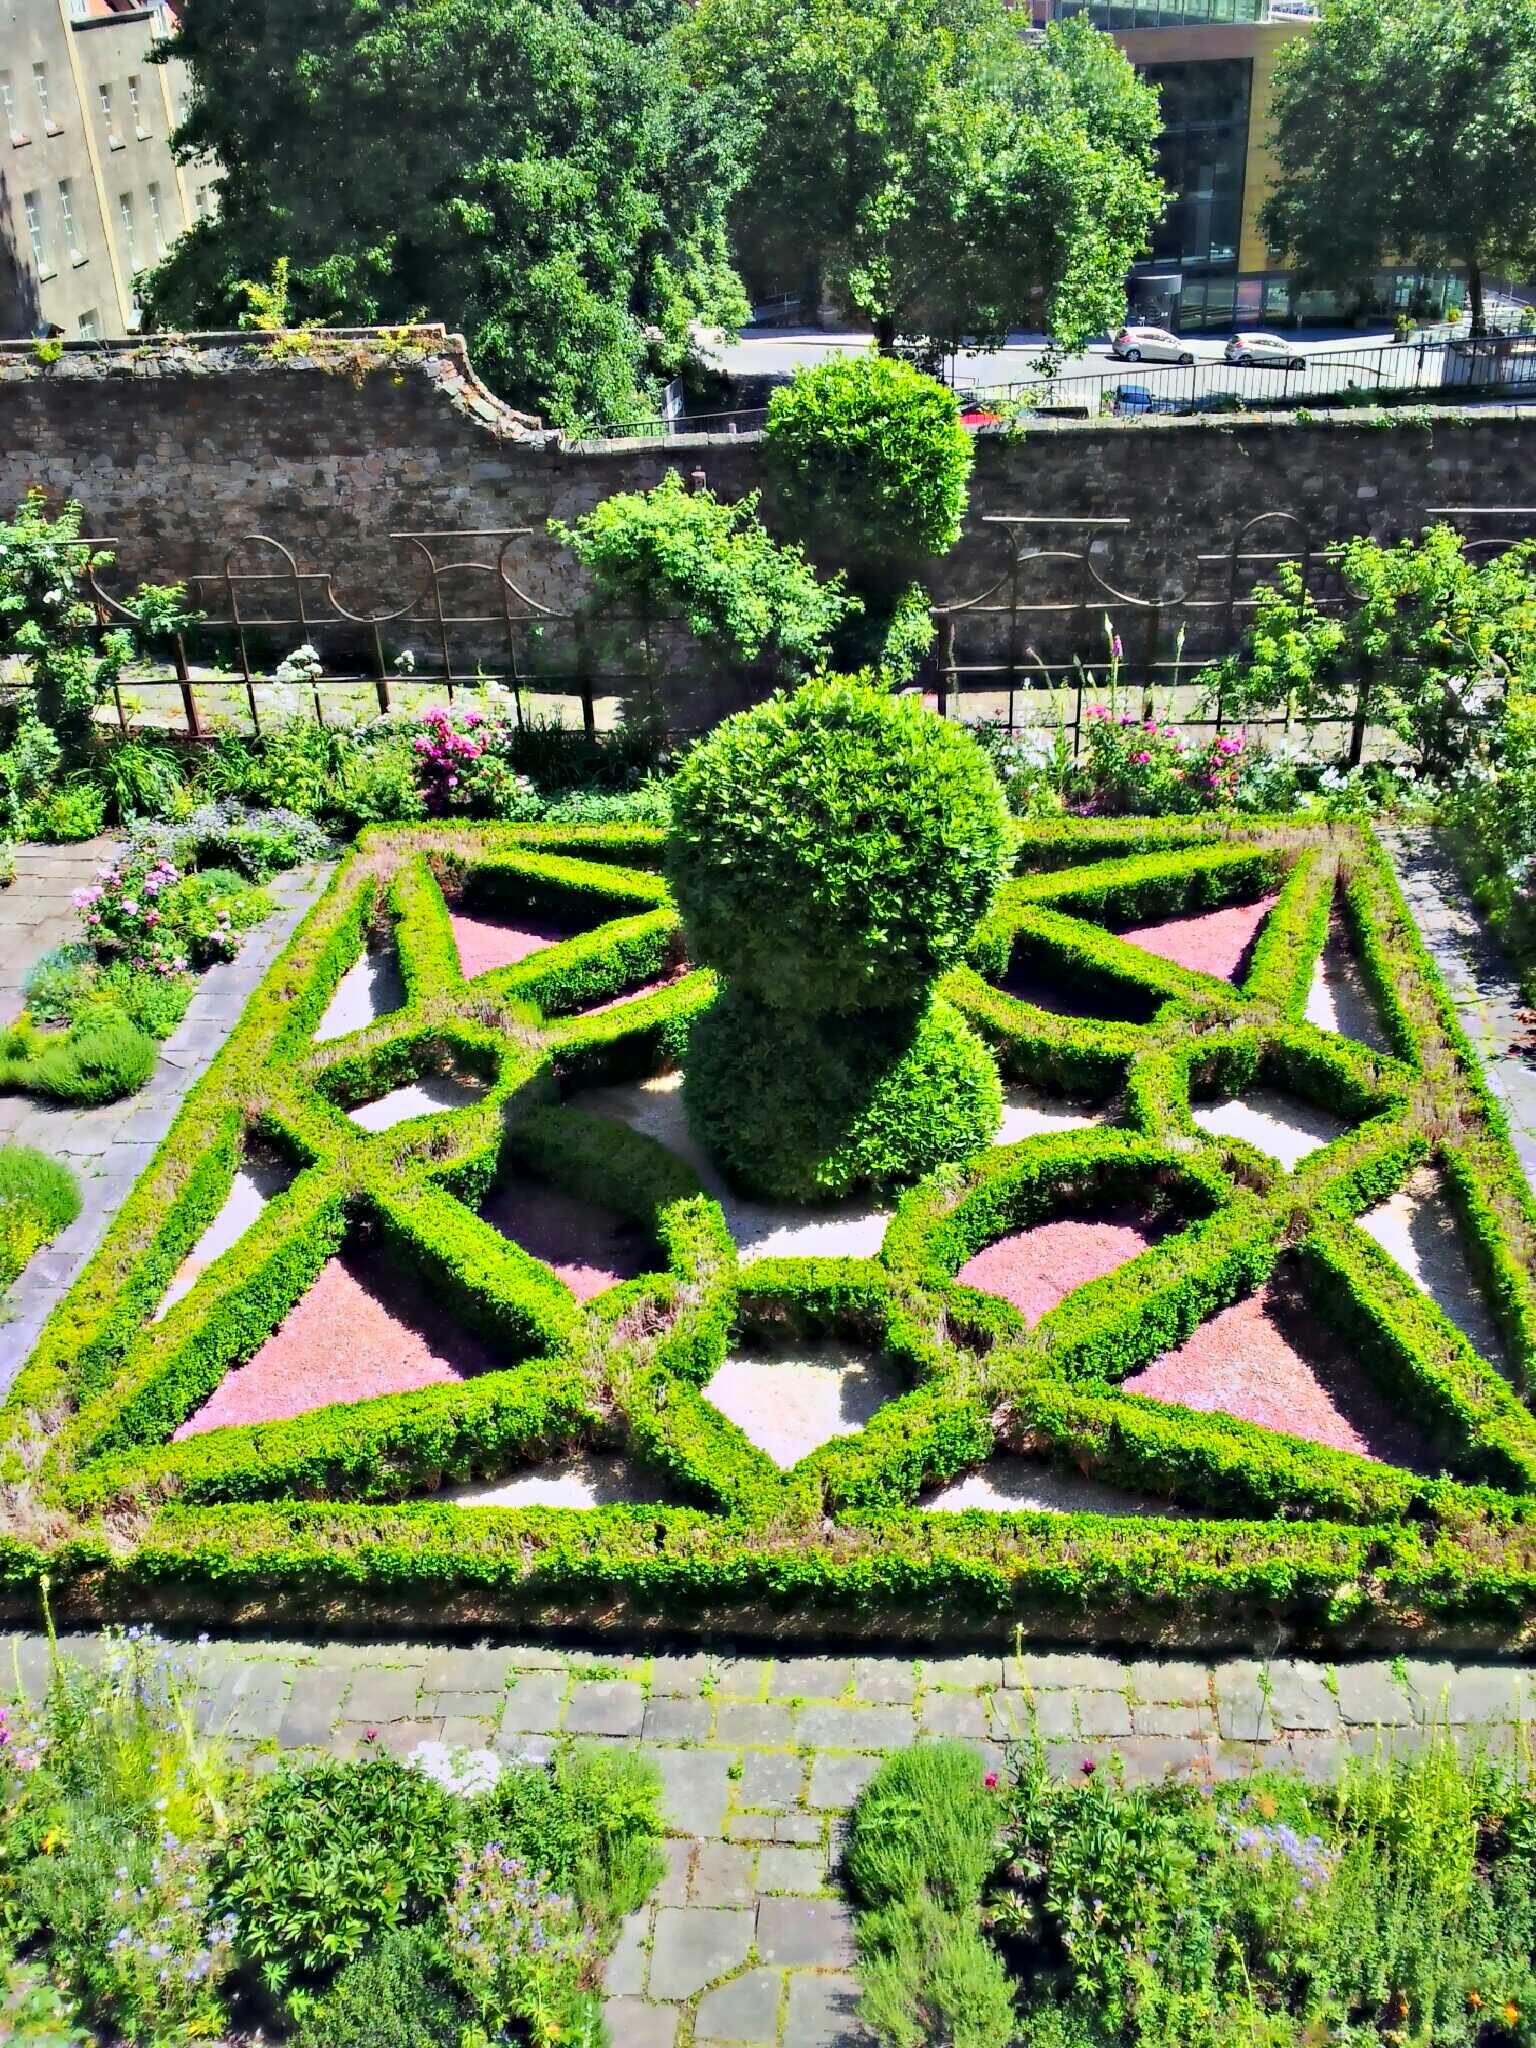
[0,0,210,340]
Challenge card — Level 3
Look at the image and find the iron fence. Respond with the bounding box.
[23,503,1536,754]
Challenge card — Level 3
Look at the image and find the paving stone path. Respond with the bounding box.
[2,1630,1530,2048]
[0,842,331,1379]
[1385,829,1536,1186]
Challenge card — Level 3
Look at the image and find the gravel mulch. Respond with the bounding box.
[957,1208,1172,1324]
[477,1176,658,1300]
[1121,894,1278,981]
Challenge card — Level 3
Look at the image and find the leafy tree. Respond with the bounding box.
[551,469,853,678]
[1260,0,1536,338]
[142,0,750,429]
[1199,526,1536,775]
[679,0,1163,360]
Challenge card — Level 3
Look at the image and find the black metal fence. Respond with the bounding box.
[37,503,1536,753]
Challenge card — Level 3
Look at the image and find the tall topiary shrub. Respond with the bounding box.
[668,675,1008,1201]
[764,356,973,679]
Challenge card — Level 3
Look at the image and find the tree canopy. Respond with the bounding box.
[142,0,751,428]
[678,0,1165,359]
[1260,0,1536,337]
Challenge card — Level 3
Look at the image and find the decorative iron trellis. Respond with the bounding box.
[28,503,1536,749]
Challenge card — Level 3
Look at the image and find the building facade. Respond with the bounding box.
[0,0,210,340]
[1044,0,1468,332]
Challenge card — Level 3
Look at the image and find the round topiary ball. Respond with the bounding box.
[764,355,974,589]
[666,676,1010,1015]
[685,986,1001,1202]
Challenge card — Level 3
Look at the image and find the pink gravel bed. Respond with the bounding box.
[174,1249,498,1438]
[957,1209,1170,1324]
[450,910,586,979]
[1120,894,1278,982]
[478,1178,657,1300]
[581,962,692,1016]
[1122,1286,1428,1464]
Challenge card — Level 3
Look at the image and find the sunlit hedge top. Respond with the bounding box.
[666,676,1009,1013]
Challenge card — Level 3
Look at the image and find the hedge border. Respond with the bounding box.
[10,816,1536,1648]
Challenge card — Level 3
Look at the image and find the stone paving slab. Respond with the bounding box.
[0,854,331,1383]
[2,1631,1530,2046]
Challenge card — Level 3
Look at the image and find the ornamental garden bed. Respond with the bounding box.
[9,688,1536,1650]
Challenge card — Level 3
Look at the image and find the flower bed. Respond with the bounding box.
[7,814,1536,1646]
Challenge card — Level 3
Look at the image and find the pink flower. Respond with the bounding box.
[1111,635,1124,660]
[983,1770,999,1790]
[1080,1758,1097,1776]
[363,1726,378,1743]
[1133,751,1152,764]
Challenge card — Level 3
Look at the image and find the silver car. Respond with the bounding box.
[1225,331,1305,370]
[1110,325,1195,365]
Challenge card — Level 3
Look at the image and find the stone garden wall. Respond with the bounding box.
[3,324,1535,678]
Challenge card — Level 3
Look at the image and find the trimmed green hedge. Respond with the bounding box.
[8,815,1536,1647]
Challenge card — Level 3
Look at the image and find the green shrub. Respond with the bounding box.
[667,676,1009,1015]
[472,1742,665,1929]
[293,1926,463,2048]
[24,781,107,843]
[552,466,854,679]
[849,1745,1015,2048]
[0,1143,81,1291]
[686,986,1001,1200]
[23,945,192,1041]
[0,1958,92,2047]
[1,1008,157,1105]
[216,1757,460,1994]
[764,355,973,598]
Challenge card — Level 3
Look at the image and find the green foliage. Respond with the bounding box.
[686,985,1001,1199]
[92,738,190,825]
[849,1745,1015,2048]
[0,1143,81,1292]
[24,782,107,844]
[216,1758,459,1994]
[293,1926,462,2048]
[1443,686,1536,993]
[24,947,194,1043]
[553,467,853,678]
[0,1008,157,1106]
[1261,0,1536,334]
[979,1737,1536,2048]
[0,714,62,837]
[1198,527,1536,776]
[140,0,752,429]
[0,1959,91,2048]
[668,676,1009,1014]
[0,493,193,755]
[764,356,974,598]
[683,0,1163,363]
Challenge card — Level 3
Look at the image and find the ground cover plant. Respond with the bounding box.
[0,1146,80,1295]
[0,1624,662,2047]
[847,1734,1536,2047]
[4,698,1536,1640]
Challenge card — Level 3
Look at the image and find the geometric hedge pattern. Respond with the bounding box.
[8,815,1536,1646]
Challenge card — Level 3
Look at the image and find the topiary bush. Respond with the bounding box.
[764,355,973,671]
[669,676,1008,1199]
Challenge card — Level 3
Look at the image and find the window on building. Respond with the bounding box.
[147,181,165,254]
[58,178,82,260]
[98,83,121,147]
[23,190,48,274]
[1140,59,1253,279]
[196,184,212,218]
[128,75,147,136]
[32,64,55,132]
[1,71,21,143]
[78,309,99,339]
[69,0,90,18]
[118,190,136,267]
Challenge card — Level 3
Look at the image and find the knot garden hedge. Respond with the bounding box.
[9,811,1536,1649]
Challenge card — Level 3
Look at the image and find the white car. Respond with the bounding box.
[1225,331,1305,370]
[1110,325,1195,365]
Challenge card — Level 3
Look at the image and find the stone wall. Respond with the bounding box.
[3,325,1535,698]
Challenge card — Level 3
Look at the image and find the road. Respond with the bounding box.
[710,324,1504,414]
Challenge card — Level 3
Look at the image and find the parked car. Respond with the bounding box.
[1110,326,1196,365]
[958,401,1001,428]
[1225,332,1305,370]
[1112,384,1185,416]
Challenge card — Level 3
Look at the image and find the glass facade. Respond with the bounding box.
[1052,1,1314,23]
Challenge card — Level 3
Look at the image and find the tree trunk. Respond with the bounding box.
[1468,259,1487,339]
[874,311,897,354]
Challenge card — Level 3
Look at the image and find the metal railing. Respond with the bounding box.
[24,505,1536,754]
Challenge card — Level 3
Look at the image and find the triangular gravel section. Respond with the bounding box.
[704,1341,906,1469]
[956,1210,1171,1325]
[1120,894,1278,982]
[1362,1165,1508,1366]
[438,1452,671,1508]
[1191,1088,1347,1171]
[1305,926,1391,1053]
[924,1459,1188,1516]
[154,1154,294,1322]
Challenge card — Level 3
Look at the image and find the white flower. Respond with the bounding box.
[273,641,324,686]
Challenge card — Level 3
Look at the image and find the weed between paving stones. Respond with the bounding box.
[7,814,1536,1647]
